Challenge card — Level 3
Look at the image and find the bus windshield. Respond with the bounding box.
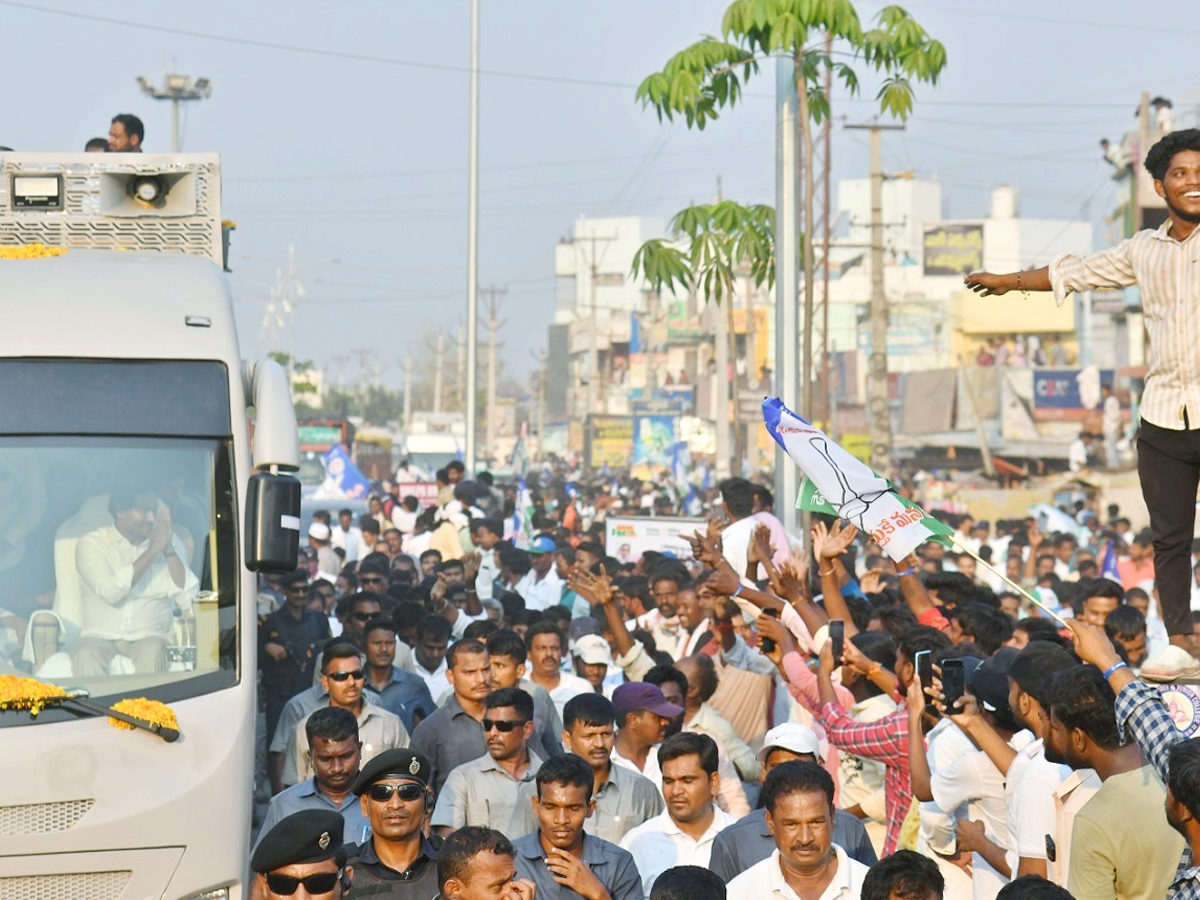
[0,437,239,721]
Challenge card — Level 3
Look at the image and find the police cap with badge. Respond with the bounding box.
[353,748,432,802]
[251,809,346,874]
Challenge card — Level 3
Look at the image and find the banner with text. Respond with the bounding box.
[763,397,952,561]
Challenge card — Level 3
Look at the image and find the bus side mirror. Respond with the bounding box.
[245,471,301,573]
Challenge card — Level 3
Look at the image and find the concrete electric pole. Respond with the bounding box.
[136,74,212,152]
[464,0,481,473]
[433,332,446,414]
[845,121,904,475]
[774,57,801,534]
[480,284,508,462]
[574,233,617,418]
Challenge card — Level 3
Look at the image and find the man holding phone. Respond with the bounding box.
[815,625,952,855]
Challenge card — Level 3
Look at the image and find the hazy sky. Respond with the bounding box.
[2,0,1196,389]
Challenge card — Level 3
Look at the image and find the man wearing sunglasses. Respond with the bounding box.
[433,687,543,836]
[252,809,352,899]
[284,642,409,788]
[346,749,440,899]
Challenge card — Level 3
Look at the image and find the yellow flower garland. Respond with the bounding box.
[0,675,69,716]
[0,676,178,733]
[108,697,179,733]
[0,243,68,259]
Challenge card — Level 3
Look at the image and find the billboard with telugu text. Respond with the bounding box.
[586,415,633,468]
[923,224,983,276]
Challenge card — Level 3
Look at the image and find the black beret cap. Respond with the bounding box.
[251,810,345,873]
[352,748,431,795]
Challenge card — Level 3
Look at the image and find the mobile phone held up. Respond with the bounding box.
[759,607,781,654]
[914,650,932,694]
[828,619,844,665]
[941,658,966,709]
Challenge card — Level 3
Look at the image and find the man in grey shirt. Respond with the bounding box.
[708,723,877,881]
[410,637,492,792]
[432,687,543,835]
[512,693,662,844]
[513,755,642,900]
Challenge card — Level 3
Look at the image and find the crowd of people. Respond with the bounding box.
[249,458,1200,900]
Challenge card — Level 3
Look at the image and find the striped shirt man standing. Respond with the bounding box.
[966,128,1200,651]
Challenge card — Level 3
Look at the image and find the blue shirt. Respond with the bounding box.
[513,832,642,900]
[256,778,371,851]
[365,665,435,734]
[708,807,877,883]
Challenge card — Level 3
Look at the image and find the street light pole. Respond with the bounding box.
[465,0,481,473]
[136,74,212,152]
[774,56,801,535]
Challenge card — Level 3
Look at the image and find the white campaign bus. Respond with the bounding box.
[0,153,301,899]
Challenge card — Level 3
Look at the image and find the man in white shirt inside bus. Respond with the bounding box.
[73,485,198,676]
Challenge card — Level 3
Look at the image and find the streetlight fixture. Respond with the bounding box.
[137,73,213,152]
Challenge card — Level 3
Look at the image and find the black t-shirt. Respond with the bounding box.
[258,606,330,695]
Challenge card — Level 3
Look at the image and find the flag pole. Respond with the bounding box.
[951,537,1071,629]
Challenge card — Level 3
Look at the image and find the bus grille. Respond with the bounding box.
[0,800,95,835]
[0,871,130,900]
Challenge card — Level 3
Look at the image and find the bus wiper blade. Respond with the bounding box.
[64,689,181,743]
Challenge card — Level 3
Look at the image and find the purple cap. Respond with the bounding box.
[612,682,684,719]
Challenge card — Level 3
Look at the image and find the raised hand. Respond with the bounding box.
[963,272,1010,297]
[1064,619,1123,671]
[769,558,803,603]
[704,563,742,598]
[756,614,794,665]
[150,505,174,555]
[859,570,883,594]
[812,519,859,561]
[463,550,481,584]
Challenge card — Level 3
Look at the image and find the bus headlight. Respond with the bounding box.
[181,889,229,900]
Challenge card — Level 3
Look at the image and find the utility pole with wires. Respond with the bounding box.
[814,34,836,431]
[397,356,413,428]
[530,348,548,461]
[329,354,350,393]
[480,284,508,462]
[351,348,373,396]
[574,232,618,417]
[432,332,446,414]
[845,120,904,474]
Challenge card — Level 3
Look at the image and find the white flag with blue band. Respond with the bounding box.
[762,396,951,562]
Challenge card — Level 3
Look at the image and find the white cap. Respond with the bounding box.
[308,522,332,541]
[572,634,611,666]
[756,723,821,762]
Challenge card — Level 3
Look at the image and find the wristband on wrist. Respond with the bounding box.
[897,568,915,577]
[819,568,834,577]
[1103,660,1128,679]
[730,583,743,599]
[867,662,883,679]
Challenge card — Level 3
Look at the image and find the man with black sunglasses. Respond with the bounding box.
[432,687,543,836]
[284,643,409,788]
[346,749,440,899]
[252,809,353,899]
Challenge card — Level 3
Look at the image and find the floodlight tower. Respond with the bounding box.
[137,74,212,152]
